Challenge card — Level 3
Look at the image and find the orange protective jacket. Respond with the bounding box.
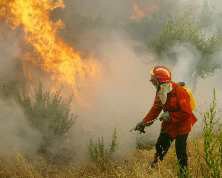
[143,82,197,139]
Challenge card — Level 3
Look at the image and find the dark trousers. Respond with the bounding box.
[155,132,188,172]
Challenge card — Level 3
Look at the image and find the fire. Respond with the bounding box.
[0,0,100,98]
[130,0,159,20]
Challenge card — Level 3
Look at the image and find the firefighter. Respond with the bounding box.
[135,65,197,176]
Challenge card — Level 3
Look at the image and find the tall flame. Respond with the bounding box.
[0,0,100,97]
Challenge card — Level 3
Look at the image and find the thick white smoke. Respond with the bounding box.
[70,32,160,161]
[166,43,201,86]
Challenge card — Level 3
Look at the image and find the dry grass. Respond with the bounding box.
[0,138,209,178]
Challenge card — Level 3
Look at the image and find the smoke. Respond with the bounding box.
[0,23,21,82]
[0,0,222,162]
[0,99,42,157]
[54,0,189,48]
[166,43,201,87]
[70,32,160,160]
[0,23,42,157]
[60,0,197,22]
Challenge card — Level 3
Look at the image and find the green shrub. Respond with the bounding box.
[18,85,75,159]
[203,89,221,178]
[88,128,118,169]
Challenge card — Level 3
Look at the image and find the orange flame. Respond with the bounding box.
[130,0,159,20]
[0,0,100,98]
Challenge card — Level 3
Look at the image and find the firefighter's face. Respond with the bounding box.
[150,76,160,89]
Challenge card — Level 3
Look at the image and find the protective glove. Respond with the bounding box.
[134,121,145,134]
[134,120,153,134]
[159,112,170,122]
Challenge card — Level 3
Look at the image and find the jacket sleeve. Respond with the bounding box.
[143,95,163,124]
[169,87,192,122]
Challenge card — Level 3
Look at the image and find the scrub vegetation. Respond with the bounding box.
[0,83,221,177]
[0,1,222,177]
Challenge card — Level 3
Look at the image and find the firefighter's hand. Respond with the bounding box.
[135,121,146,134]
[159,112,170,122]
[135,120,154,134]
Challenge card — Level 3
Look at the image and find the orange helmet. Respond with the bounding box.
[150,66,171,83]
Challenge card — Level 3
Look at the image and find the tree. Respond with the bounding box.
[151,17,221,88]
